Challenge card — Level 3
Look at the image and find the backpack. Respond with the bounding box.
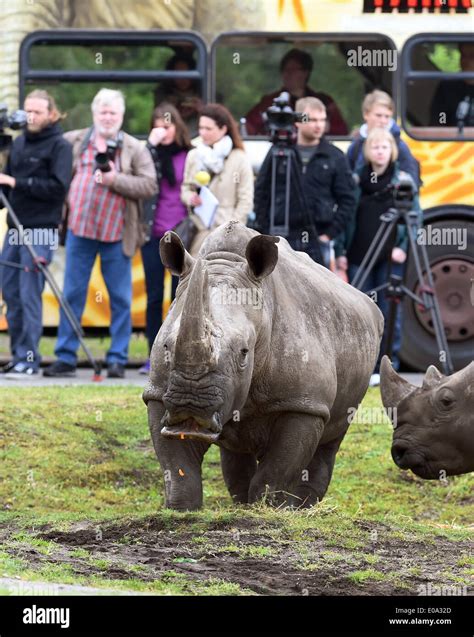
[348,134,422,189]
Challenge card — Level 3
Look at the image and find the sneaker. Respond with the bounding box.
[369,373,381,387]
[138,359,150,375]
[43,360,77,377]
[4,362,38,379]
[1,361,16,374]
[107,363,125,379]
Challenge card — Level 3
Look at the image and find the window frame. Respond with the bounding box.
[401,32,474,141]
[19,29,209,131]
[210,31,398,140]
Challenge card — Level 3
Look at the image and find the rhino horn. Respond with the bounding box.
[175,259,212,366]
[422,364,445,390]
[380,356,416,411]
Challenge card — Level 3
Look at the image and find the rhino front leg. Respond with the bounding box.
[220,447,257,504]
[248,413,324,507]
[148,401,209,511]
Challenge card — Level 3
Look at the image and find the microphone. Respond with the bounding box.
[193,170,211,193]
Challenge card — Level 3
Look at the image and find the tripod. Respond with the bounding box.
[269,144,292,237]
[0,190,102,379]
[267,142,324,265]
[351,205,454,375]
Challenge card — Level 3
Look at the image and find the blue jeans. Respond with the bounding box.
[349,260,404,371]
[55,231,131,366]
[141,236,178,353]
[1,232,53,370]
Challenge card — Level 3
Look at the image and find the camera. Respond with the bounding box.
[0,103,28,151]
[94,138,119,172]
[392,173,416,211]
[262,92,304,144]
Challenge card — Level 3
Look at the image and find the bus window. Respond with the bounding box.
[211,34,397,138]
[402,36,474,140]
[21,34,207,138]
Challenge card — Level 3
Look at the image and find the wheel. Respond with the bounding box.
[399,218,474,371]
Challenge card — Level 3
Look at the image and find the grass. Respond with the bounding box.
[0,385,472,594]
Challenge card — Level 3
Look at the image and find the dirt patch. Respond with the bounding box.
[2,517,471,596]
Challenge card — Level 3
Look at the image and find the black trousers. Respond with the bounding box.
[141,236,179,354]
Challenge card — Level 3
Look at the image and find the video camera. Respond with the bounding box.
[0,103,28,151]
[94,138,120,173]
[262,92,304,144]
[392,173,416,212]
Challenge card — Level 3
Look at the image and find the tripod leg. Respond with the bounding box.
[352,218,398,290]
[0,191,102,378]
[405,213,454,375]
[383,298,399,361]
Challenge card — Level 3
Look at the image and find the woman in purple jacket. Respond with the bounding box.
[141,103,192,373]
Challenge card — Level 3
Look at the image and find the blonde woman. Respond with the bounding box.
[347,90,420,187]
[181,103,254,256]
[335,128,422,384]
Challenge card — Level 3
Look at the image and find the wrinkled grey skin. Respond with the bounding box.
[143,222,383,511]
[381,356,474,478]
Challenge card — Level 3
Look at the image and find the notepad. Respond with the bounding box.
[194,186,219,229]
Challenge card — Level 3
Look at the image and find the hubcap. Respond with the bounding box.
[414,258,474,342]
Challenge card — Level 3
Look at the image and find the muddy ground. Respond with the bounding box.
[2,517,471,596]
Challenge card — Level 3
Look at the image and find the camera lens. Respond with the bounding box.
[94,152,111,172]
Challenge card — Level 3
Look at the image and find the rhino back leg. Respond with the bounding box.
[248,413,324,507]
[148,400,209,511]
[219,447,257,504]
[290,434,346,507]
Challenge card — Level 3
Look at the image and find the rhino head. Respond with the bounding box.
[380,355,474,478]
[147,230,279,444]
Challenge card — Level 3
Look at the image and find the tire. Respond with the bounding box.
[399,218,474,371]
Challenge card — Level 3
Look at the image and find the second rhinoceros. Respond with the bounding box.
[143,222,383,511]
[381,355,474,478]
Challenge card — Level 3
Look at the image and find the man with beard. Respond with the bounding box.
[44,89,157,378]
[0,90,72,377]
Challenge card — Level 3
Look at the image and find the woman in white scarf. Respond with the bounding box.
[181,103,254,256]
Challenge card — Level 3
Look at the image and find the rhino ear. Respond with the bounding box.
[245,235,280,280]
[159,231,195,276]
[380,356,416,411]
[422,365,444,390]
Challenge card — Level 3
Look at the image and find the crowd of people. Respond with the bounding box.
[0,63,423,385]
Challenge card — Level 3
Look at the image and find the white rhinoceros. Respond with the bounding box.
[143,222,383,510]
[381,355,474,478]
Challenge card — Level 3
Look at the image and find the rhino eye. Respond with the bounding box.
[241,348,249,357]
[437,390,455,409]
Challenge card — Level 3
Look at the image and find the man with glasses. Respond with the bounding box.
[254,97,355,268]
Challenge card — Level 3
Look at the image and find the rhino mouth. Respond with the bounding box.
[160,410,222,443]
[392,443,435,478]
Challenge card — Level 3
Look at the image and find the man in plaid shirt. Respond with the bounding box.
[44,89,157,378]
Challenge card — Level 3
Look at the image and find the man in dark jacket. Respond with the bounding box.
[0,90,72,377]
[254,97,356,268]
